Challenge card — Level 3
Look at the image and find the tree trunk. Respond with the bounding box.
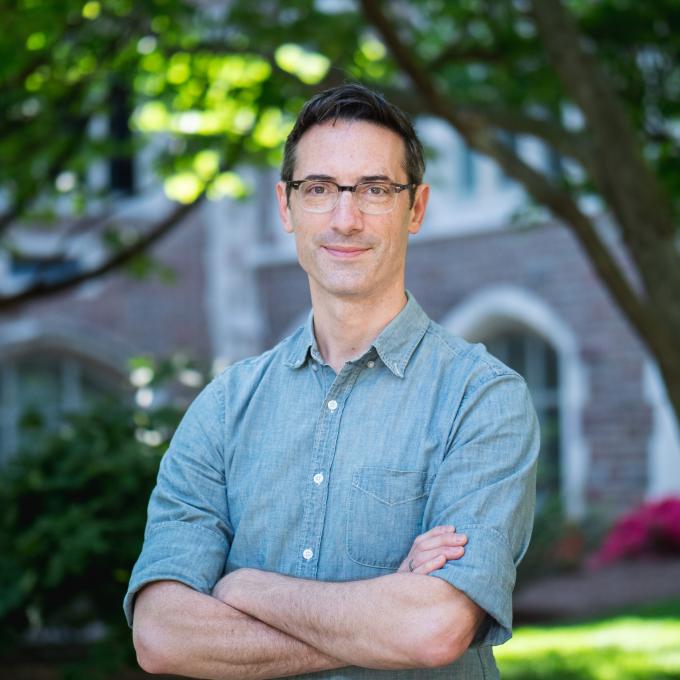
[531,0,680,423]
[360,0,680,425]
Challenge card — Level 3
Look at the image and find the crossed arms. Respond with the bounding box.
[132,526,485,679]
[130,373,539,678]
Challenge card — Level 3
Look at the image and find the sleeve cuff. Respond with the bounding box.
[123,521,229,627]
[428,523,515,646]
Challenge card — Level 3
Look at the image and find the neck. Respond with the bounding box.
[310,283,407,374]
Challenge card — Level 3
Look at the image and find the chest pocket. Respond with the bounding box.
[346,467,433,570]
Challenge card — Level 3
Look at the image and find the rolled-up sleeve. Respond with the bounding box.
[123,379,232,626]
[425,372,539,646]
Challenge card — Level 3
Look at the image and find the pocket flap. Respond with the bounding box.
[352,467,432,506]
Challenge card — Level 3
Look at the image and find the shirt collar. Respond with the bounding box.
[372,291,431,378]
[284,310,318,370]
[284,290,430,379]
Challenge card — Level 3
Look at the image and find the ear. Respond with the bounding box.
[276,182,294,234]
[407,183,429,236]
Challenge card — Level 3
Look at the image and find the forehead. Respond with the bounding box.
[293,119,407,181]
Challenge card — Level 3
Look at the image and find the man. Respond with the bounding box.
[125,83,539,679]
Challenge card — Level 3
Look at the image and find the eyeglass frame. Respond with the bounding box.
[285,179,418,214]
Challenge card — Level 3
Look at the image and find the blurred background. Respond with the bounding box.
[1,0,679,678]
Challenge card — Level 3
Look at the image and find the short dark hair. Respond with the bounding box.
[281,83,425,207]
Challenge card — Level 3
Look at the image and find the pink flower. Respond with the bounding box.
[589,496,680,567]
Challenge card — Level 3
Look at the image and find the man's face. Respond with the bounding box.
[276,120,429,302]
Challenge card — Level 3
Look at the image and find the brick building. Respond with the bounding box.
[2,120,678,521]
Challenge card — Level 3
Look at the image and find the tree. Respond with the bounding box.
[2,0,679,419]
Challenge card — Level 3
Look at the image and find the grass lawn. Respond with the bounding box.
[495,601,680,679]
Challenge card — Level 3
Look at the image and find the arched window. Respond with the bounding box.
[484,328,560,506]
[0,351,124,463]
[443,286,588,518]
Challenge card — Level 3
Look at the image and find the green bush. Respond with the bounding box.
[0,395,183,676]
[516,495,605,588]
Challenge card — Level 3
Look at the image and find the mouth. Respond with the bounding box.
[321,245,369,259]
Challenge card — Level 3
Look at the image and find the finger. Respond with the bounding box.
[413,554,446,575]
[410,545,465,570]
[417,533,468,552]
[411,526,456,550]
[415,526,456,543]
[398,555,422,573]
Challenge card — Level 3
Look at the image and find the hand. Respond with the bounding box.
[397,525,467,575]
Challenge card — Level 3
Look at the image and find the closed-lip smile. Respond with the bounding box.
[322,245,369,258]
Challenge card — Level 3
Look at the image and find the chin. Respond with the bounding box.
[325,285,368,298]
[319,278,372,298]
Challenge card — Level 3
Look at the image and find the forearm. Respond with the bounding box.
[218,570,483,669]
[133,580,346,679]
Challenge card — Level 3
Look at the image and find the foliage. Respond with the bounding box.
[589,497,680,567]
[3,0,680,423]
[0,381,188,676]
[0,0,308,218]
[496,601,680,680]
[516,495,601,588]
[4,0,677,215]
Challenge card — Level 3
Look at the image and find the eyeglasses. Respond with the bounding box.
[286,179,416,215]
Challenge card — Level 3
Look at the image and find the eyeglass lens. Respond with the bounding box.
[298,181,398,214]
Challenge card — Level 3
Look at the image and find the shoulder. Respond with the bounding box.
[422,320,523,391]
[416,320,532,420]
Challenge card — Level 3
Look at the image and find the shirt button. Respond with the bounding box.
[311,363,318,371]
[367,360,375,368]
[303,548,314,560]
[313,472,324,485]
[327,399,338,411]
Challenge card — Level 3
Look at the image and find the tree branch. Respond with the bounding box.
[530,0,680,418]
[0,196,204,312]
[456,105,592,167]
[376,80,592,166]
[358,0,678,390]
[530,0,680,316]
[530,0,675,235]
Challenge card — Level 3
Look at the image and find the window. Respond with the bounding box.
[9,254,81,286]
[0,352,122,463]
[108,80,135,196]
[484,329,560,505]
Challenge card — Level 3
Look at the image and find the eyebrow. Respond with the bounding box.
[302,174,395,182]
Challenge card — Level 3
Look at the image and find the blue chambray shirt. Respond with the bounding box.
[125,291,539,679]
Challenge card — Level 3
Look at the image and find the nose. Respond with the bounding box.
[329,189,363,234]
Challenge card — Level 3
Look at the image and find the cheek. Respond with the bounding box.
[293,240,313,277]
[293,231,318,269]
[385,224,409,254]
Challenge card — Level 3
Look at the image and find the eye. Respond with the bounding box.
[302,182,332,195]
[361,183,390,196]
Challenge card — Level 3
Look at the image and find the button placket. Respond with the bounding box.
[295,364,362,578]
